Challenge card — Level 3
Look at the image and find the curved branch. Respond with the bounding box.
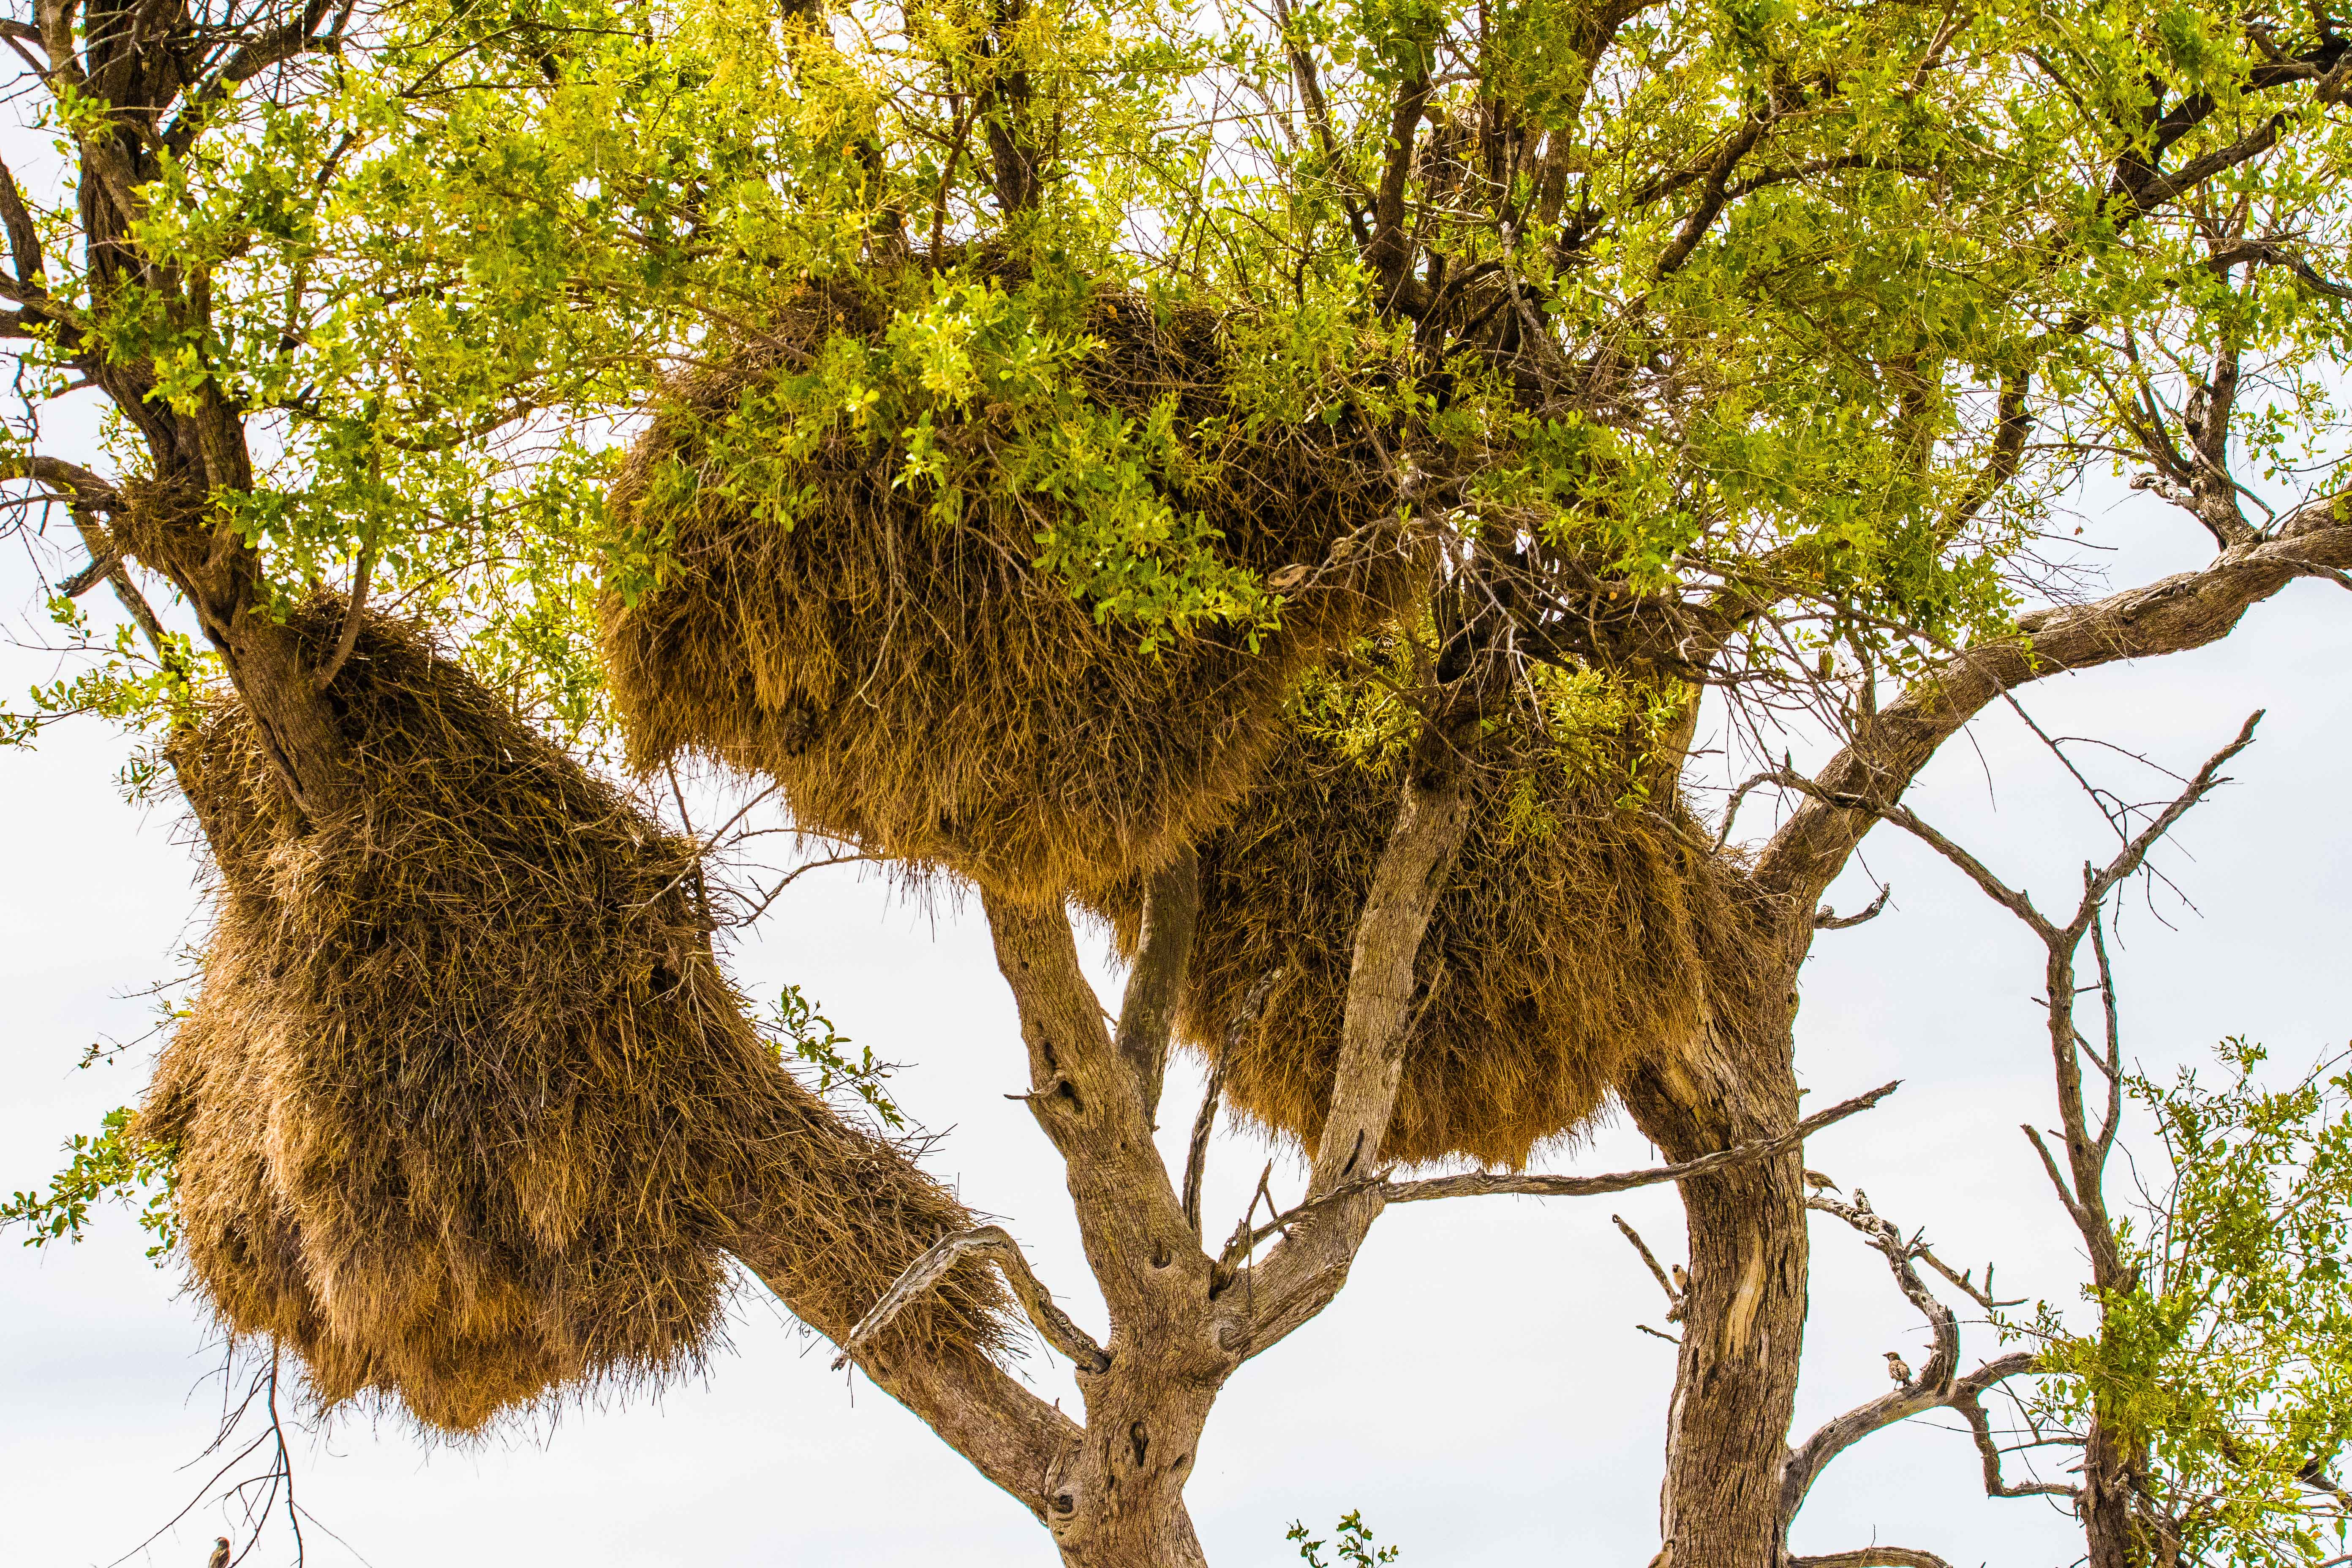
[1783,1193,1963,1517]
[1953,1355,2076,1500]
[309,531,375,691]
[833,1225,1110,1376]
[1814,883,1891,930]
[1754,506,2352,915]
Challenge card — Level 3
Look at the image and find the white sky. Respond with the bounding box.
[3,476,2347,1568]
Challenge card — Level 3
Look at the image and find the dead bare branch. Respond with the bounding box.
[1815,884,1892,930]
[833,1225,1110,1375]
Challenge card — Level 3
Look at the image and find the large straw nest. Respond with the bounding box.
[1100,653,1769,1170]
[139,603,1005,1432]
[602,275,1423,898]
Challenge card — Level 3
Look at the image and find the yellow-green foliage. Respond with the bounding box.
[601,268,1421,899]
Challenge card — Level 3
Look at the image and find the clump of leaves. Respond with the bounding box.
[2020,1039,2352,1568]
[768,983,907,1132]
[1286,1510,1399,1566]
[2,1107,179,1260]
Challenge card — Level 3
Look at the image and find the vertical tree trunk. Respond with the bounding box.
[1046,1364,1218,1568]
[1619,982,1807,1568]
[2080,1423,2142,1568]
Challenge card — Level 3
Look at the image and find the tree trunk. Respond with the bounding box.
[1047,1360,1217,1568]
[2080,1422,2136,1568]
[1620,985,1807,1568]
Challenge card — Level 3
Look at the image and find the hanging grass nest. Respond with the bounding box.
[138,603,1005,1433]
[601,271,1424,899]
[1099,651,1769,1170]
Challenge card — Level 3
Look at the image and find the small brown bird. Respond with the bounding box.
[210,1540,231,1568]
[1884,1351,1912,1384]
[1805,1169,1839,1193]
[1669,1264,1689,1294]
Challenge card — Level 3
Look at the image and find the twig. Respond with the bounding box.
[1385,1080,1898,1203]
[1916,1249,2025,1313]
[1217,1082,1897,1277]
[833,1225,1110,1375]
[1614,1213,1679,1304]
[733,852,883,925]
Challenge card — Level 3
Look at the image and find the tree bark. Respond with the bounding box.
[1620,972,1809,1568]
[982,893,1230,1565]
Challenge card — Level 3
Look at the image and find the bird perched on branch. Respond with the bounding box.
[1669,1264,1688,1294]
[209,1539,231,1568]
[1805,1170,1838,1193]
[1884,1351,1912,1384]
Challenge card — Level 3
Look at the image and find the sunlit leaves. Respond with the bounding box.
[0,1108,180,1261]
[2023,1040,2352,1568]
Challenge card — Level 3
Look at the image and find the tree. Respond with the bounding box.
[1,0,2349,1562]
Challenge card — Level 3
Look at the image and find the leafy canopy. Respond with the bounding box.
[7,0,2349,755]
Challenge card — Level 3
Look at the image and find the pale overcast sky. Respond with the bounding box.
[4,473,2348,1568]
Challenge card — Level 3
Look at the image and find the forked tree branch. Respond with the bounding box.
[1954,1356,2075,1500]
[1783,1200,2057,1529]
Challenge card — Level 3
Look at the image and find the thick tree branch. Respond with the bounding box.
[0,154,45,287]
[981,892,1206,1326]
[1655,111,1768,277]
[1112,848,1200,1127]
[1201,719,1476,1358]
[1753,509,2352,916]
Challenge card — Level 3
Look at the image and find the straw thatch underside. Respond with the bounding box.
[141,605,1004,1432]
[602,280,1421,898]
[1103,673,1769,1171]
